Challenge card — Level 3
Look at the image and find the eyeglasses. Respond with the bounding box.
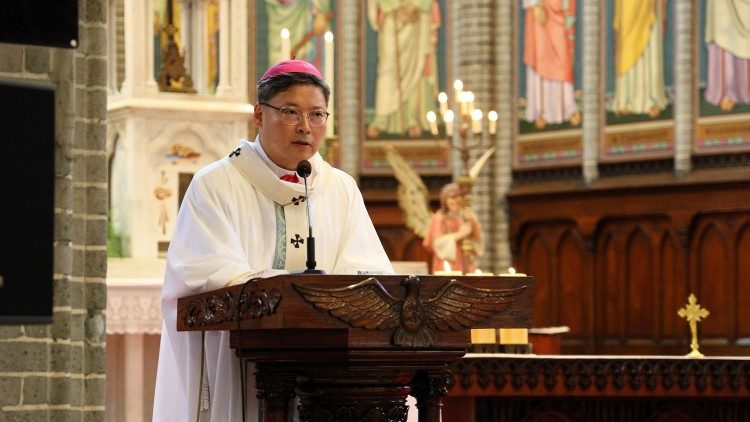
[259,102,329,127]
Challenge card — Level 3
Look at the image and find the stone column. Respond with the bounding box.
[490,0,515,273]
[122,0,159,96]
[339,1,361,180]
[191,0,207,92]
[673,0,694,177]
[215,0,232,95]
[0,0,108,417]
[582,0,601,185]
[456,0,495,271]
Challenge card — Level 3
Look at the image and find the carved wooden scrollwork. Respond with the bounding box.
[450,358,750,393]
[183,288,281,327]
[297,402,408,422]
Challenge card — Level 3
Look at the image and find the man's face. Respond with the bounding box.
[254,84,327,170]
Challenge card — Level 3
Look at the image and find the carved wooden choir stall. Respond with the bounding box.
[176,273,534,422]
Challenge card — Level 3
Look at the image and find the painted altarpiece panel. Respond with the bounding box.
[361,0,453,176]
[252,0,337,152]
[602,0,675,162]
[253,0,335,79]
[515,0,584,170]
[695,0,750,155]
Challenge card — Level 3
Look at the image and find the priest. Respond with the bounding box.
[153,60,394,421]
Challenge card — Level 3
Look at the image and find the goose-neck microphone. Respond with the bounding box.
[296,160,324,274]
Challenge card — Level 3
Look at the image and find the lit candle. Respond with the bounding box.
[471,109,483,134]
[280,28,291,60]
[453,79,463,106]
[444,110,454,136]
[500,267,527,277]
[466,268,494,276]
[434,260,463,276]
[488,110,498,135]
[459,91,470,115]
[324,31,334,138]
[426,111,439,136]
[438,92,448,117]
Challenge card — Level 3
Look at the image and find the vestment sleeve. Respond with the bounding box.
[164,175,255,299]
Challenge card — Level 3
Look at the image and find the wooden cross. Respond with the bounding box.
[677,294,709,358]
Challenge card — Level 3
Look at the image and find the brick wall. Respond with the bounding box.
[0,0,108,419]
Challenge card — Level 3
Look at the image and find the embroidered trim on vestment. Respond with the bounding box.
[272,203,286,270]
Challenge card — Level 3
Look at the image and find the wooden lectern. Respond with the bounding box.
[177,274,533,422]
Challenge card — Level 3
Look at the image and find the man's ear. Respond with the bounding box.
[253,103,263,127]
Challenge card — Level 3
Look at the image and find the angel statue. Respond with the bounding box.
[383,145,494,273]
[423,182,484,272]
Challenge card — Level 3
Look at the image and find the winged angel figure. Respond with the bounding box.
[294,275,526,348]
[383,145,495,273]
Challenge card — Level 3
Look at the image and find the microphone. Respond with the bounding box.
[296,160,324,274]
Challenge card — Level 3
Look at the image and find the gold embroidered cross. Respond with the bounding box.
[677,294,709,358]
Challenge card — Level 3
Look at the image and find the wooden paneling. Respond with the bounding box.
[508,175,750,355]
[447,356,750,422]
[365,187,438,270]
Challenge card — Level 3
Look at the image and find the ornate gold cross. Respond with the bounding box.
[677,294,710,358]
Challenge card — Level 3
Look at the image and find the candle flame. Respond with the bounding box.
[453,79,463,91]
[508,267,516,275]
[443,261,452,272]
[474,268,482,275]
[426,111,436,123]
[324,31,334,42]
[488,110,498,121]
[280,28,290,39]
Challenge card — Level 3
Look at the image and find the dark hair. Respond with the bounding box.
[257,72,330,104]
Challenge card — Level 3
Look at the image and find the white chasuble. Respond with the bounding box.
[153,138,394,422]
[228,141,315,272]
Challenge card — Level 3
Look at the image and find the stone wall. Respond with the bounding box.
[0,0,108,419]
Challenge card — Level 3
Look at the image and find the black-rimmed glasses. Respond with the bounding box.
[259,102,329,127]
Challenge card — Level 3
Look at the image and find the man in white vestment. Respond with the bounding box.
[152,60,397,421]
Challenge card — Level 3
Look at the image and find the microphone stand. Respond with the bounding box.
[297,160,325,274]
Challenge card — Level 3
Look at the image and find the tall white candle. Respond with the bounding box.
[444,110,454,136]
[453,79,464,113]
[324,31,334,138]
[280,28,291,60]
[426,111,439,136]
[471,109,483,134]
[488,110,498,135]
[438,92,448,117]
[453,79,463,109]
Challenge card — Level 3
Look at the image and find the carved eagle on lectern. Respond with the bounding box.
[293,275,526,348]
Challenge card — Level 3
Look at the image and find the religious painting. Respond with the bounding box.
[363,0,451,174]
[515,0,583,169]
[254,0,335,81]
[695,0,750,155]
[602,0,675,162]
[253,0,336,140]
